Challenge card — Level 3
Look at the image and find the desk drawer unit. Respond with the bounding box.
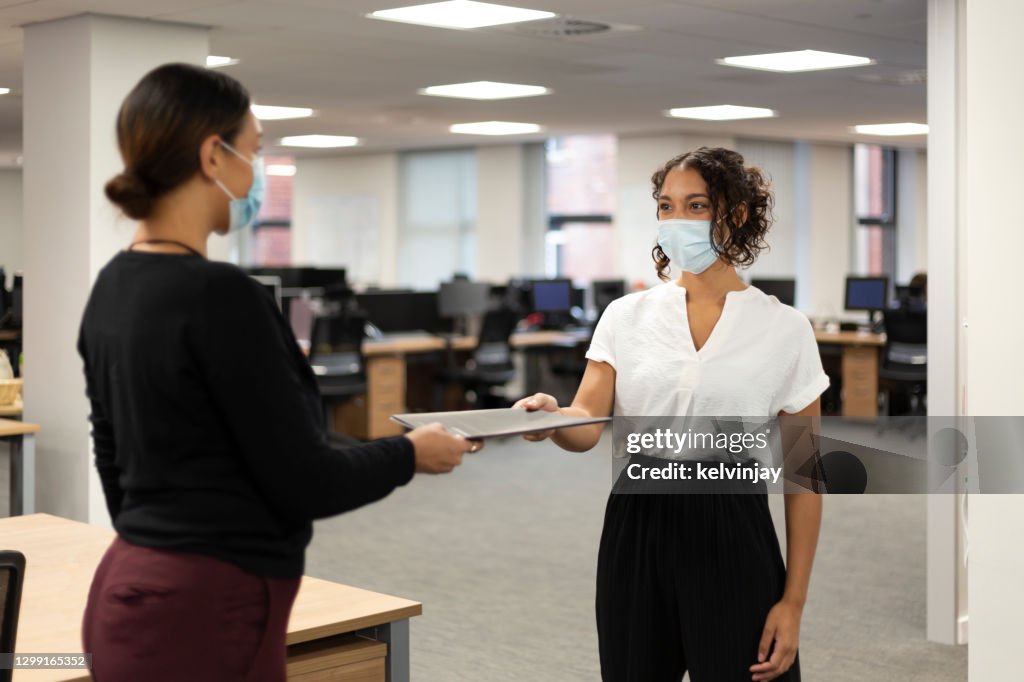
[333,355,406,439]
[287,634,387,681]
[841,346,879,418]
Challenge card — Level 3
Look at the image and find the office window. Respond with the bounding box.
[397,149,477,289]
[852,144,896,286]
[545,135,616,281]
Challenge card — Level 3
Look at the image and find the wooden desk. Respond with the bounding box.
[338,331,592,439]
[1,418,37,515]
[3,513,421,682]
[814,330,886,418]
[0,329,20,342]
[335,335,471,439]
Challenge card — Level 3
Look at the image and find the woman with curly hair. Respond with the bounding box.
[515,147,826,681]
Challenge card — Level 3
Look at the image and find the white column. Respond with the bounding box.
[959,0,1024,677]
[476,145,525,283]
[804,143,852,319]
[0,169,23,284]
[926,0,966,647]
[23,14,208,525]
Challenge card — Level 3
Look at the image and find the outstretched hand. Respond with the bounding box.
[511,392,560,442]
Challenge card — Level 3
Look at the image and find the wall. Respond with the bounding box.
[292,135,921,317]
[896,148,929,285]
[476,145,524,283]
[0,169,22,286]
[292,152,400,287]
[805,144,853,318]
[963,0,1024,676]
[736,138,797,282]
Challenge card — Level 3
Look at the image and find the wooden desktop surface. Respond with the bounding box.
[814,330,886,346]
[2,513,421,681]
[0,417,37,437]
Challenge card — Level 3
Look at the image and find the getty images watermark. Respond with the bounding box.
[607,415,1022,494]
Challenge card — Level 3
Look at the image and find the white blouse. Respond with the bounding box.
[585,282,829,419]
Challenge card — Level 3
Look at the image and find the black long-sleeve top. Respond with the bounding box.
[77,250,415,578]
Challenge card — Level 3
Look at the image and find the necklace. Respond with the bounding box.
[126,239,203,257]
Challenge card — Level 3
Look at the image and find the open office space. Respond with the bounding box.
[0,1,1020,681]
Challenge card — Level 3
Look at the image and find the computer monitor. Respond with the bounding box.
[296,267,347,291]
[570,287,586,311]
[246,267,348,292]
[250,275,283,311]
[438,280,491,318]
[894,285,926,309]
[751,278,796,306]
[845,276,889,312]
[356,291,451,334]
[592,279,625,311]
[530,279,572,313]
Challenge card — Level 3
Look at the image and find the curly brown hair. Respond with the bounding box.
[650,147,774,280]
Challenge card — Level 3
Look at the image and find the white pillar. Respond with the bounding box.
[959,0,1024,677]
[926,0,967,648]
[476,145,525,283]
[23,14,208,525]
[804,143,852,319]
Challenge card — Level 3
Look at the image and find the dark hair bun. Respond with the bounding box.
[105,171,155,220]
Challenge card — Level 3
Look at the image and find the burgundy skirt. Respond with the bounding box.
[82,535,301,681]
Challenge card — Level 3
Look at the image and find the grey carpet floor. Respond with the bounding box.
[2,431,967,681]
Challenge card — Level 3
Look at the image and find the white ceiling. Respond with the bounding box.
[0,0,927,160]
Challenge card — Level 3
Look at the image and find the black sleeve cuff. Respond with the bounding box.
[384,435,416,486]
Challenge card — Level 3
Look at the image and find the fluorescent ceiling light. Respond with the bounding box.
[369,1,555,29]
[251,104,315,120]
[206,55,239,68]
[852,122,928,136]
[420,80,550,100]
[0,88,10,96]
[279,135,359,148]
[666,105,776,121]
[717,50,873,73]
[266,164,297,176]
[449,120,541,135]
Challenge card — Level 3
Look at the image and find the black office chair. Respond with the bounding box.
[0,550,26,682]
[879,309,927,431]
[310,310,369,443]
[438,307,521,409]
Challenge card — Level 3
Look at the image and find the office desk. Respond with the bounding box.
[3,513,421,682]
[1,418,37,515]
[0,329,20,342]
[335,334,475,439]
[814,331,886,418]
[338,331,593,439]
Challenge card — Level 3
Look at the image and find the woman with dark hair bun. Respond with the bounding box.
[516,147,826,681]
[78,63,476,680]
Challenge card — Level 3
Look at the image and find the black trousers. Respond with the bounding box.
[596,487,800,682]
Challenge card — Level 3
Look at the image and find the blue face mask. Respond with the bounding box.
[657,219,719,274]
[214,140,265,231]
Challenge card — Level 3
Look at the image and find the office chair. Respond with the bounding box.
[878,309,927,435]
[437,307,521,409]
[310,309,369,444]
[0,550,26,682]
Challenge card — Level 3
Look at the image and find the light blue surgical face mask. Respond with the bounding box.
[657,218,719,274]
[214,139,265,231]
